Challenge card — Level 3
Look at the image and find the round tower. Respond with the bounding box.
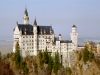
[23,7,29,24]
[58,34,62,40]
[34,18,38,56]
[97,42,100,54]
[70,25,78,48]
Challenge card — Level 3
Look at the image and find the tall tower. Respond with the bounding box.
[70,25,78,48]
[34,18,38,56]
[23,7,29,24]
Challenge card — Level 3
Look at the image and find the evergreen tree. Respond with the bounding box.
[38,50,43,66]
[89,51,94,62]
[14,42,22,67]
[53,51,60,74]
[43,47,49,64]
[48,54,53,71]
[83,45,89,64]
[20,60,28,74]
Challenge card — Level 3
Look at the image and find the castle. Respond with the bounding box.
[13,8,78,67]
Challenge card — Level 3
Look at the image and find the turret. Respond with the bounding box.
[97,42,100,54]
[33,18,38,56]
[58,34,62,40]
[70,25,78,49]
[50,26,53,34]
[23,7,29,24]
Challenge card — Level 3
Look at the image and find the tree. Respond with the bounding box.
[38,50,43,66]
[0,52,2,61]
[14,42,22,67]
[43,47,49,64]
[67,67,72,75]
[53,51,60,74]
[0,59,14,75]
[83,45,89,64]
[48,54,53,71]
[89,51,94,62]
[20,60,29,74]
[78,52,82,61]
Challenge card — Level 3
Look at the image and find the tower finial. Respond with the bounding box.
[23,6,29,24]
[16,21,18,26]
[24,5,28,16]
[34,17,37,25]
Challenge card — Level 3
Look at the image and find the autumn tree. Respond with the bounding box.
[78,52,82,61]
[0,52,2,62]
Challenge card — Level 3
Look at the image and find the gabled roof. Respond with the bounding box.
[18,24,33,35]
[16,24,53,35]
[37,26,52,35]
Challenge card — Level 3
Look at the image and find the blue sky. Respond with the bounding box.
[0,0,100,41]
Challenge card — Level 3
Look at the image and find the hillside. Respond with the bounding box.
[0,46,100,75]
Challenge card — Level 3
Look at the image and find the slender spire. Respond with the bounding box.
[24,5,28,16]
[16,21,18,26]
[34,17,37,25]
[23,6,29,24]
